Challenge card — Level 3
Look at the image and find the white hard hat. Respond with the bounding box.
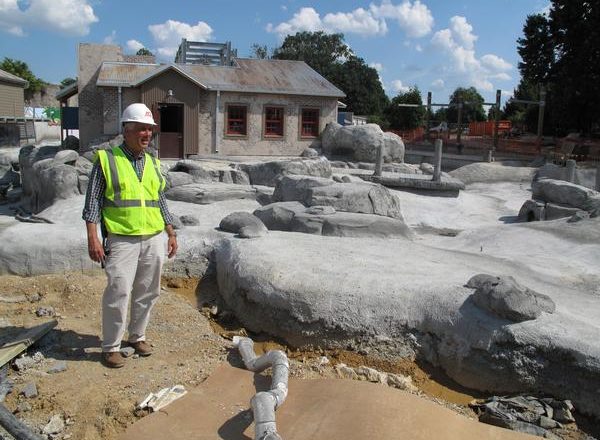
[121,103,157,126]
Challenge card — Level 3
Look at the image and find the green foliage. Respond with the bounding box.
[386,86,425,130]
[367,114,389,130]
[446,87,486,123]
[60,77,76,87]
[273,32,387,118]
[332,56,389,116]
[250,43,269,59]
[42,107,60,122]
[273,31,352,79]
[433,107,447,123]
[511,1,600,135]
[136,48,153,56]
[0,57,45,97]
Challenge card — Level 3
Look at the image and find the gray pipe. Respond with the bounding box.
[233,336,289,440]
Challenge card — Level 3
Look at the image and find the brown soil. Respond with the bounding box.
[0,273,595,440]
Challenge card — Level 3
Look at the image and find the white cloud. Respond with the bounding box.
[0,0,97,36]
[391,79,410,94]
[267,1,433,39]
[148,19,213,60]
[103,30,117,45]
[481,54,512,72]
[266,7,323,37]
[323,8,387,36]
[370,0,433,38]
[448,16,476,49]
[430,16,513,92]
[126,39,145,53]
[415,44,423,52]
[431,79,444,90]
[369,62,384,72]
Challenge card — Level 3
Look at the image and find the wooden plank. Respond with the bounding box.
[0,320,58,367]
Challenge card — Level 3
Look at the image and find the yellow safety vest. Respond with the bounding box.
[96,146,166,235]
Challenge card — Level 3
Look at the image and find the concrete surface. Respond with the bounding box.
[120,363,538,440]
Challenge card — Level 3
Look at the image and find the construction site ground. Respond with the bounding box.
[1,273,597,440]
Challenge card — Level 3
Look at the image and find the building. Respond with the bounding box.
[62,41,345,158]
[0,68,28,118]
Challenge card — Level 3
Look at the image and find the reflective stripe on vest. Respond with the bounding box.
[98,146,165,235]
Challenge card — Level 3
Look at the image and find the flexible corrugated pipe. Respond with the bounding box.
[233,336,289,440]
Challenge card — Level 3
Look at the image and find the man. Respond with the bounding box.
[82,103,178,368]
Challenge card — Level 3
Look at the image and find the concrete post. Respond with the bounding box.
[374,140,384,177]
[485,150,493,162]
[433,139,443,182]
[566,159,576,183]
[596,165,600,191]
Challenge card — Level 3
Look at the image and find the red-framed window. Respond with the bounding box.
[264,106,284,137]
[226,105,247,136]
[300,108,319,138]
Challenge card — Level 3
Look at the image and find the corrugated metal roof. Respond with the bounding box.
[97,62,160,87]
[0,68,28,86]
[97,59,345,98]
[55,81,78,100]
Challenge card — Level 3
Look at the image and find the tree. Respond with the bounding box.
[386,86,425,130]
[250,43,269,59]
[446,87,486,123]
[516,14,554,85]
[0,57,45,98]
[273,32,387,117]
[136,48,153,56]
[273,31,352,80]
[333,56,389,116]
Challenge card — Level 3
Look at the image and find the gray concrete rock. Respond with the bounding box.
[305,205,335,215]
[272,175,403,219]
[170,160,218,182]
[62,134,79,151]
[290,211,412,238]
[544,203,581,220]
[518,200,545,222]
[532,178,600,214]
[535,163,598,191]
[219,211,268,238]
[53,150,79,165]
[20,144,82,212]
[449,163,535,184]
[166,171,196,189]
[43,414,65,435]
[239,224,268,238]
[321,123,404,163]
[229,169,251,185]
[47,360,67,374]
[179,215,200,226]
[253,202,306,231]
[301,147,319,158]
[568,211,590,223]
[272,175,333,203]
[74,156,93,176]
[166,183,257,204]
[468,275,556,322]
[238,157,332,187]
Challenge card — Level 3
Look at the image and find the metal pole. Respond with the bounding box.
[425,91,431,142]
[374,139,384,177]
[456,102,463,145]
[566,159,576,183]
[536,86,546,153]
[433,139,443,182]
[493,89,501,153]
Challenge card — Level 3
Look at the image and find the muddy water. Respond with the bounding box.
[168,276,482,408]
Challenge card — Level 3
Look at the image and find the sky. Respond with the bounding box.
[0,0,551,107]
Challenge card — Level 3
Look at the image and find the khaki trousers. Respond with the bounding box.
[101,232,165,352]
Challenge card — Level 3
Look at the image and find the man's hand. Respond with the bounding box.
[167,235,178,259]
[86,228,105,263]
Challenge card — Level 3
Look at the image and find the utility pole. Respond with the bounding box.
[536,86,546,153]
[425,91,432,141]
[456,102,463,145]
[493,89,501,153]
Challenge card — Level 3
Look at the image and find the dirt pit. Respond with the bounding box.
[0,273,596,440]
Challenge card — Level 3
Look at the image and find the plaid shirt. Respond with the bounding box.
[82,144,174,226]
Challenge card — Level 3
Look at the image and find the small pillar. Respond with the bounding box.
[485,149,493,163]
[374,140,384,177]
[433,139,443,182]
[565,159,576,183]
[596,164,600,191]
